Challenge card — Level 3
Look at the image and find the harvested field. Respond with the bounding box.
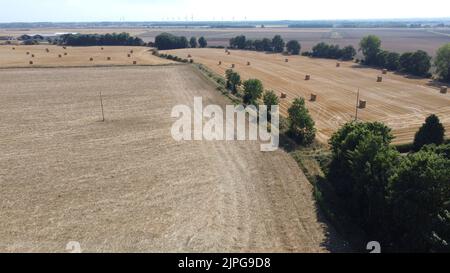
[140,27,450,56]
[0,65,345,252]
[0,45,172,68]
[163,48,450,144]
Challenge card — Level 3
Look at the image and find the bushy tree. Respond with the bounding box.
[399,50,432,77]
[328,122,394,197]
[272,35,285,53]
[229,35,246,49]
[198,36,207,48]
[388,149,450,252]
[189,37,197,48]
[435,43,450,82]
[385,52,400,70]
[155,33,188,50]
[288,98,316,145]
[225,69,241,94]
[414,114,445,151]
[263,90,280,121]
[340,45,357,61]
[243,79,264,105]
[262,38,273,51]
[359,35,381,65]
[286,40,301,55]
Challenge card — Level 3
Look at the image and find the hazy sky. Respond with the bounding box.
[1,0,449,22]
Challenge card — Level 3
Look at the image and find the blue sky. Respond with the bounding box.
[1,0,449,22]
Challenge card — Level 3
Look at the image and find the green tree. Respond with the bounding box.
[230,35,246,49]
[286,40,301,55]
[272,35,285,53]
[198,36,207,48]
[189,37,197,48]
[340,45,356,61]
[243,79,264,105]
[359,35,381,65]
[328,122,394,196]
[385,52,400,70]
[288,98,316,145]
[388,149,450,252]
[414,114,445,151]
[261,38,273,51]
[225,69,241,94]
[399,50,431,77]
[435,43,450,82]
[347,134,400,237]
[263,90,280,121]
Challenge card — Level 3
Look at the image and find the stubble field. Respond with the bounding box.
[0,45,172,67]
[163,48,450,144]
[0,65,344,252]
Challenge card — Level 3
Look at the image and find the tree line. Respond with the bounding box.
[360,35,450,81]
[224,69,316,145]
[59,32,144,46]
[229,35,301,55]
[154,33,207,50]
[227,34,449,82]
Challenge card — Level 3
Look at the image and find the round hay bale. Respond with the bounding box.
[133,61,137,65]
[382,69,388,75]
[130,50,134,54]
[64,52,68,56]
[310,94,317,102]
[305,74,311,81]
[188,54,192,58]
[440,86,448,94]
[247,61,251,66]
[89,57,94,61]
[336,62,341,67]
[285,59,289,63]
[280,93,287,99]
[128,54,131,58]
[45,48,49,53]
[12,47,15,50]
[227,51,231,55]
[26,52,30,55]
[58,54,62,58]
[359,100,367,109]
[31,54,35,58]
[107,57,111,61]
[231,64,235,68]
[218,61,222,65]
[29,61,33,65]
[63,46,67,50]
[377,76,383,82]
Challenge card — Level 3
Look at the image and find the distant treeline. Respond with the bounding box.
[228,35,356,60]
[154,33,207,50]
[359,35,434,77]
[59,32,144,46]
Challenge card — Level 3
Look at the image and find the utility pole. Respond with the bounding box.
[99,92,105,122]
[355,88,360,121]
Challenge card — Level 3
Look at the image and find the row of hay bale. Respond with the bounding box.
[278,93,318,102]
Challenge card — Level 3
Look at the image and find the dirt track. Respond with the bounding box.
[0,65,345,252]
[165,48,450,144]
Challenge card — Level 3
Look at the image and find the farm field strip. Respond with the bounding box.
[163,48,450,144]
[0,45,173,67]
[0,65,345,252]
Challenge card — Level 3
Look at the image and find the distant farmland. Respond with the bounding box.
[2,27,450,56]
[164,48,450,144]
[143,27,450,56]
